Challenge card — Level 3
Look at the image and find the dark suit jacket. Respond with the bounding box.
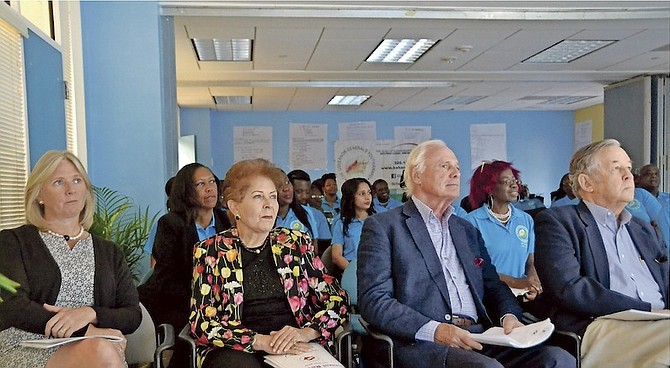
[138,210,231,328]
[0,225,141,336]
[358,200,522,367]
[535,201,669,335]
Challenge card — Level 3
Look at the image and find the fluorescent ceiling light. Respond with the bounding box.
[367,39,438,63]
[436,96,485,105]
[523,39,616,63]
[328,95,370,106]
[192,38,252,61]
[214,96,251,104]
[540,96,596,105]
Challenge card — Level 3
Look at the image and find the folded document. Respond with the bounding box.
[264,342,344,368]
[20,335,124,349]
[470,318,554,349]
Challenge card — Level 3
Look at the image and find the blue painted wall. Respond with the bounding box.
[23,29,66,168]
[180,108,213,168]
[181,110,574,206]
[80,1,167,214]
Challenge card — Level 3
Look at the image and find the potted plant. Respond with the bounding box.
[89,186,159,282]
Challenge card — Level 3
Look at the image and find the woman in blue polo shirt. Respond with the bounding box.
[465,160,542,301]
[331,177,374,272]
[275,171,318,239]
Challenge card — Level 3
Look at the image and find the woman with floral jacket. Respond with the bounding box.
[189,158,348,368]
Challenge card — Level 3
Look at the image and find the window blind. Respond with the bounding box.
[0,18,27,230]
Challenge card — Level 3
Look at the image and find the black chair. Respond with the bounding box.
[522,312,581,368]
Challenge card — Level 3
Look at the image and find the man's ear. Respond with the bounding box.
[410,168,421,186]
[577,173,594,193]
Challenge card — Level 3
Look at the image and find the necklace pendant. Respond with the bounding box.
[63,235,70,241]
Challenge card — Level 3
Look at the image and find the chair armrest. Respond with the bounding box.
[154,323,175,368]
[336,320,355,368]
[178,324,198,368]
[359,317,394,368]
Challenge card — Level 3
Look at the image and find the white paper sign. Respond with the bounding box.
[394,126,431,143]
[334,140,415,191]
[338,121,376,141]
[574,120,592,152]
[289,123,327,170]
[233,126,273,162]
[470,123,507,169]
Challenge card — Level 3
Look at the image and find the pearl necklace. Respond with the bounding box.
[487,204,511,224]
[46,226,85,242]
[241,238,269,254]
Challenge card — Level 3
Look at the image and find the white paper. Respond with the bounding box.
[264,342,344,368]
[20,334,124,349]
[510,287,529,297]
[597,309,670,321]
[233,126,273,162]
[334,140,416,191]
[470,318,554,349]
[470,123,507,170]
[394,126,431,143]
[338,121,376,141]
[574,120,592,152]
[289,123,328,170]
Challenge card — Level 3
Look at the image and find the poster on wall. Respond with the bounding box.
[289,123,327,170]
[338,121,377,141]
[394,126,431,143]
[470,123,507,169]
[574,120,592,152]
[233,126,272,162]
[334,140,416,191]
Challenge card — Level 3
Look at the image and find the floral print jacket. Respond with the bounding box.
[189,227,349,366]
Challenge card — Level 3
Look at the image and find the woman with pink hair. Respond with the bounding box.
[465,161,542,302]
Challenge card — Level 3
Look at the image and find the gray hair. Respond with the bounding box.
[403,140,448,197]
[569,139,621,198]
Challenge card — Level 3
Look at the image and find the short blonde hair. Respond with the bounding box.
[568,139,621,198]
[403,140,447,197]
[25,151,95,230]
[223,159,284,203]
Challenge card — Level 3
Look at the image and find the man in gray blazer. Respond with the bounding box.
[535,139,669,367]
[358,140,574,368]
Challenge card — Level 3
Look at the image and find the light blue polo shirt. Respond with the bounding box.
[551,196,579,208]
[195,212,217,240]
[306,206,331,240]
[464,205,534,278]
[275,206,318,238]
[321,196,341,218]
[373,197,403,213]
[626,188,662,223]
[331,216,365,261]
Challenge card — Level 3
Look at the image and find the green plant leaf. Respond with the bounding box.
[90,186,160,283]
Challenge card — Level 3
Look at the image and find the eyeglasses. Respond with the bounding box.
[498,178,521,186]
[311,194,324,199]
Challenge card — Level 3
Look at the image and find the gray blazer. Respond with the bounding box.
[358,200,522,367]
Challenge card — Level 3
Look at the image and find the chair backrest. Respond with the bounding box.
[321,245,335,274]
[340,258,357,305]
[125,302,157,364]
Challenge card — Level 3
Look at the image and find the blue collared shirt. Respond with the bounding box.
[584,201,664,309]
[321,196,341,221]
[306,206,331,240]
[195,212,217,241]
[464,205,534,278]
[412,197,479,342]
[331,216,365,261]
[275,206,318,238]
[372,197,403,213]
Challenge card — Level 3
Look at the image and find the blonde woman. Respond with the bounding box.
[0,151,141,368]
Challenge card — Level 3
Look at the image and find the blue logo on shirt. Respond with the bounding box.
[290,220,304,231]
